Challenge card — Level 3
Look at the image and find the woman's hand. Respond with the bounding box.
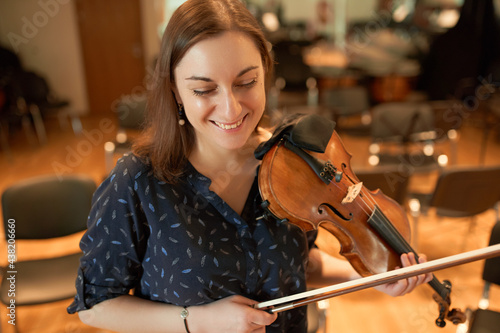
[376,252,433,297]
[188,295,278,333]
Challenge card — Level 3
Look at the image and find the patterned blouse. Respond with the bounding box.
[67,153,317,332]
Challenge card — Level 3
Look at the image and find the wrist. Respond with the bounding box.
[184,304,209,333]
[180,306,191,333]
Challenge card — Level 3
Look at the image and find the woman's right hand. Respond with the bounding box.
[188,295,278,333]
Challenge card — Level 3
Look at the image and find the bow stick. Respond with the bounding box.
[255,244,500,313]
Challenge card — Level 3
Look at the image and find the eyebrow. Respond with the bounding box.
[185,65,259,82]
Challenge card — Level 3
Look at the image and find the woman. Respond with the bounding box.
[67,1,432,332]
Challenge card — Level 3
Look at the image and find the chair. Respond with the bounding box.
[12,71,82,145]
[0,175,96,332]
[410,166,500,250]
[354,166,411,206]
[428,99,462,166]
[369,101,444,171]
[271,40,317,110]
[321,85,372,135]
[479,90,500,165]
[104,93,146,173]
[0,49,33,153]
[457,220,500,333]
[273,40,314,92]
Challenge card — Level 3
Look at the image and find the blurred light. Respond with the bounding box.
[116,132,127,144]
[438,154,449,166]
[393,5,410,23]
[479,298,490,310]
[436,9,460,28]
[408,198,421,214]
[448,129,458,140]
[369,143,380,155]
[262,12,280,32]
[456,323,468,333]
[361,112,372,125]
[368,155,379,166]
[306,77,317,90]
[423,131,437,140]
[275,77,286,90]
[423,143,434,156]
[104,141,115,153]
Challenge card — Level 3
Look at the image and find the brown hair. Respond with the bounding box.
[133,0,274,182]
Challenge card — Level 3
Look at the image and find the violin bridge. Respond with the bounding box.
[342,182,363,204]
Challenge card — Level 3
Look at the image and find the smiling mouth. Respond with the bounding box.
[213,116,245,130]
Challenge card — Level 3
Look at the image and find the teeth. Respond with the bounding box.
[214,118,243,130]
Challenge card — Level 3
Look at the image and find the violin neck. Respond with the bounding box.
[368,206,451,301]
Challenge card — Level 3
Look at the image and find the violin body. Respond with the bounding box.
[259,130,410,277]
[258,121,465,327]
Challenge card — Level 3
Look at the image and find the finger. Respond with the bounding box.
[405,253,432,289]
[390,277,410,296]
[410,254,427,286]
[404,275,418,294]
[406,252,419,266]
[233,295,259,307]
[416,254,434,284]
[248,309,277,327]
[397,254,419,293]
[417,253,427,264]
[400,253,411,267]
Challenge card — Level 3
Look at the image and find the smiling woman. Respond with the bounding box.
[132,0,274,184]
[170,30,270,220]
[173,32,267,157]
[66,1,431,332]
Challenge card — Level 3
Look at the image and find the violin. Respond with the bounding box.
[254,115,500,327]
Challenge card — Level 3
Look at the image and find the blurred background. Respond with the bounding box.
[1,0,500,332]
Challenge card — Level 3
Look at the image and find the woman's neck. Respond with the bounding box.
[188,128,271,214]
[189,140,257,181]
[188,128,270,179]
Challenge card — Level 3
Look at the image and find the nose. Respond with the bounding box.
[219,88,242,120]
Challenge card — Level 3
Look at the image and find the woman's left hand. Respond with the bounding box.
[375,253,433,297]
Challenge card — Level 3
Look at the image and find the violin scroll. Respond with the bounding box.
[432,280,466,327]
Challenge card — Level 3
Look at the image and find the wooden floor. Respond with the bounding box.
[0,111,499,333]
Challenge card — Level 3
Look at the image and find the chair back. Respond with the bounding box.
[371,102,435,141]
[273,40,313,91]
[430,166,500,218]
[322,86,370,117]
[483,220,500,286]
[115,94,146,130]
[355,166,411,205]
[18,71,51,105]
[2,174,96,239]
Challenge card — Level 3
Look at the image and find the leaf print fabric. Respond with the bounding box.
[67,153,317,332]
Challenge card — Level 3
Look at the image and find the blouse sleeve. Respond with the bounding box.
[67,156,149,313]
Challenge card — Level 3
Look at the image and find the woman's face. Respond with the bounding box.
[174,31,267,154]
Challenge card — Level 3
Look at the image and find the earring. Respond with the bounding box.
[178,104,186,126]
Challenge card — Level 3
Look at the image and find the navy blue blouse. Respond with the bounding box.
[67,153,316,332]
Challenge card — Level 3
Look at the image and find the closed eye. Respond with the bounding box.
[192,88,216,97]
[192,78,258,96]
[236,78,258,89]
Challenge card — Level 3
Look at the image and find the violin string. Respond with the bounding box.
[327,179,373,216]
[345,181,405,243]
[327,178,376,219]
[325,176,413,262]
[327,176,395,231]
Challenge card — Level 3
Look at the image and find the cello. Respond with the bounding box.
[254,114,500,327]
